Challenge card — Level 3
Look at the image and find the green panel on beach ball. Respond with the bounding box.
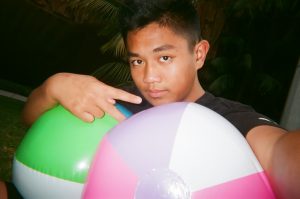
[15,105,118,183]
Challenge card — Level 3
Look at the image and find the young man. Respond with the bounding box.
[2,0,299,198]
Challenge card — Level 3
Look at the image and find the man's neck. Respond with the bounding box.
[186,81,205,102]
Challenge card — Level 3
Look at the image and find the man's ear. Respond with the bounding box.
[194,40,210,69]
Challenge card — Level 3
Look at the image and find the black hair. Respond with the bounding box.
[119,0,202,50]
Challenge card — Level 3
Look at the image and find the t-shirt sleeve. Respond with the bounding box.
[198,93,285,137]
[225,111,283,137]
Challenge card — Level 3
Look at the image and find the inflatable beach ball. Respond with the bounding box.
[83,102,276,199]
[12,104,131,199]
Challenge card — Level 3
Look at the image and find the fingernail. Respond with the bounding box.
[136,96,142,103]
[108,98,116,104]
[85,113,94,123]
[117,116,125,122]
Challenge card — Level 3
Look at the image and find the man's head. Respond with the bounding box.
[119,0,209,106]
[119,0,202,51]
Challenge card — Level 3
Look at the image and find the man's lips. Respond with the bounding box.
[147,89,168,98]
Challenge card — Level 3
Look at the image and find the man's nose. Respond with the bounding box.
[143,64,161,83]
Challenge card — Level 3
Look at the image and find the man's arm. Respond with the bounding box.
[0,181,7,199]
[246,126,300,199]
[22,73,142,126]
[22,77,57,125]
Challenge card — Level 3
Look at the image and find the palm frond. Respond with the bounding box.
[100,33,127,58]
[65,0,121,23]
[91,61,132,87]
[29,0,123,25]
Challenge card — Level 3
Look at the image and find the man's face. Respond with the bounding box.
[126,22,205,106]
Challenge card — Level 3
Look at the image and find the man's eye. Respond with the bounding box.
[159,56,172,62]
[131,60,143,66]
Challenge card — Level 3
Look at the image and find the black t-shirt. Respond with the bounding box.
[119,86,281,137]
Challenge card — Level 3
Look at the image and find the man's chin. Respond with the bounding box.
[146,97,174,107]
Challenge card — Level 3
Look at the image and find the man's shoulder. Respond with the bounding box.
[195,92,254,115]
[196,92,280,136]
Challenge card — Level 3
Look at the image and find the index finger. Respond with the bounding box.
[110,87,142,104]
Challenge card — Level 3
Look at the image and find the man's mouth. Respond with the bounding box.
[147,89,168,98]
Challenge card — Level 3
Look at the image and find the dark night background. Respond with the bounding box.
[0,0,109,87]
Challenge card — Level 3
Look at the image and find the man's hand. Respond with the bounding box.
[22,73,142,125]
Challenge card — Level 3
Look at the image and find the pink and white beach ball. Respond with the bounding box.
[83,102,276,199]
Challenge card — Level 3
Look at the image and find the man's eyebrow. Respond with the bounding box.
[127,51,139,57]
[127,44,176,57]
[153,44,176,53]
